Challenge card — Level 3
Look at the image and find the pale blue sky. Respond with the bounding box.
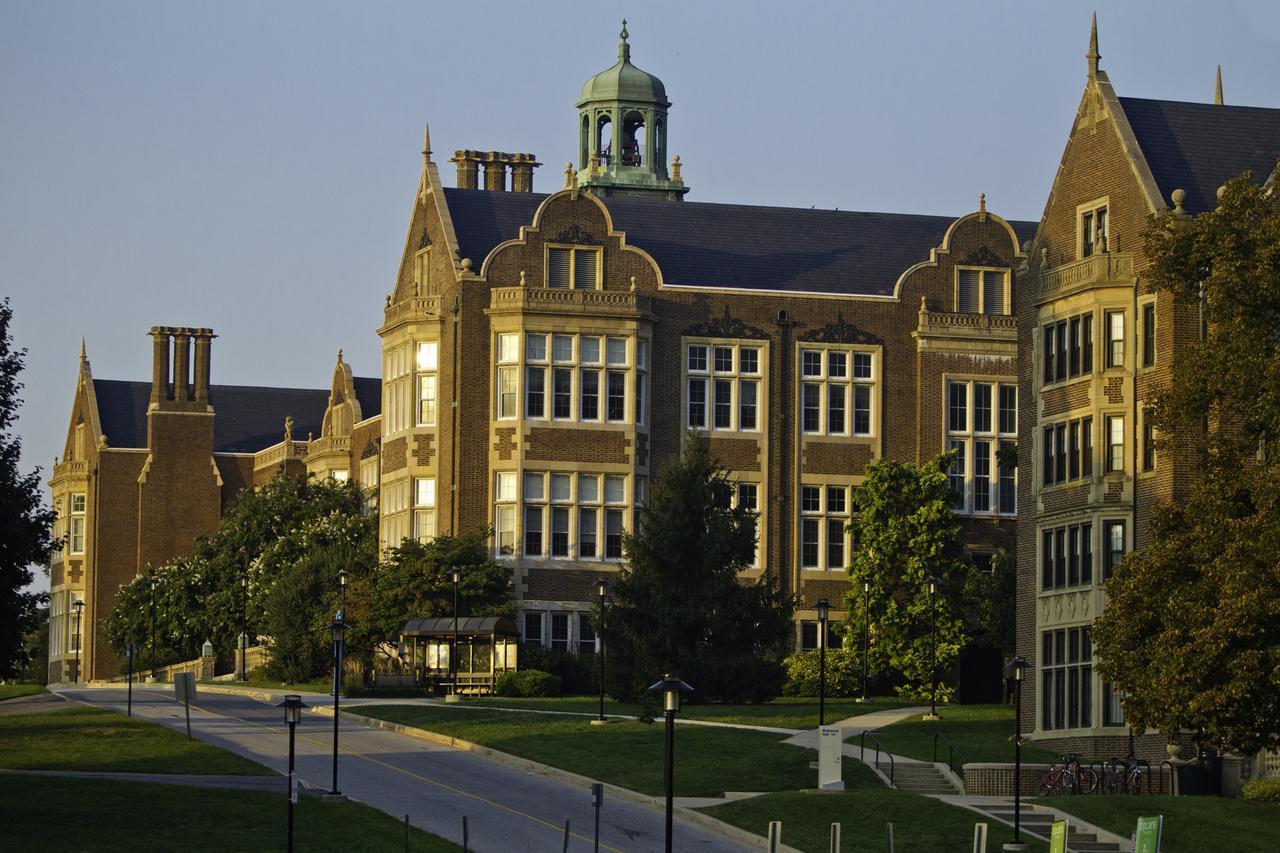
[4,0,1279,500]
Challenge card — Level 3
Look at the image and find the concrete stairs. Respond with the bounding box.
[976,803,1124,852]
[889,761,963,795]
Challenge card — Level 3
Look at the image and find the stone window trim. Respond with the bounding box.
[1039,310,1094,388]
[1040,624,1094,731]
[954,265,1010,316]
[1040,415,1093,490]
[732,478,763,569]
[1139,297,1157,370]
[545,244,602,290]
[521,331,636,426]
[683,338,767,434]
[797,343,878,438]
[1140,408,1157,474]
[1104,412,1126,474]
[380,476,411,553]
[1039,520,1094,593]
[1104,309,1126,371]
[944,377,1017,516]
[412,477,436,543]
[521,606,599,655]
[66,491,87,556]
[516,470,631,563]
[1076,195,1110,260]
[798,481,853,573]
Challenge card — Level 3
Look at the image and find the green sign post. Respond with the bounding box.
[1134,815,1163,853]
[1049,819,1067,853]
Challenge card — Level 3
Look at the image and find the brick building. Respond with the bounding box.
[1015,18,1280,757]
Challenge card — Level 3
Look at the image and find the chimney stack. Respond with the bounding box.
[451,150,480,189]
[509,153,542,192]
[482,151,508,191]
[148,327,216,409]
[452,149,539,191]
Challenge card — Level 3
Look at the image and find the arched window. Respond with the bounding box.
[596,115,613,165]
[622,111,646,166]
[580,115,591,169]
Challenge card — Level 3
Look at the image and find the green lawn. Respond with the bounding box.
[354,704,862,797]
[466,694,912,730]
[0,775,460,852]
[0,684,48,701]
[703,788,1049,853]
[1039,794,1280,853]
[855,703,1060,767]
[0,706,273,775]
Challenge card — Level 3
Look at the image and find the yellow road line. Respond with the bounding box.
[179,696,624,853]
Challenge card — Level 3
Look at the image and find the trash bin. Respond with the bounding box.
[1175,762,1204,795]
[1174,758,1221,796]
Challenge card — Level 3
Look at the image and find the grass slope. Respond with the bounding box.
[860,704,1060,766]
[1039,794,1280,853]
[0,706,273,775]
[0,684,48,701]
[354,704,849,797]
[0,775,460,853]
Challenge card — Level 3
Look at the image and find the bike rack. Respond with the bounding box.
[931,730,969,778]
[1157,760,1175,795]
[1088,760,1107,794]
[859,730,896,788]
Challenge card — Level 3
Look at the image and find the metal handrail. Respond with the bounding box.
[931,730,970,777]
[858,729,896,788]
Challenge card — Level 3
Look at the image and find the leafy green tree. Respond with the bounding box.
[602,435,793,702]
[0,299,54,680]
[1093,174,1280,754]
[962,547,1015,656]
[844,453,969,702]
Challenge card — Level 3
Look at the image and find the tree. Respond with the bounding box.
[603,435,793,702]
[844,453,969,701]
[963,547,1015,656]
[1093,174,1280,754]
[0,299,54,680]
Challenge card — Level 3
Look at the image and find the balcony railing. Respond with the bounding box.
[917,309,1017,340]
[489,286,651,316]
[1040,253,1134,300]
[382,295,443,329]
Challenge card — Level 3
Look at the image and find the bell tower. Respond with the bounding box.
[576,21,689,200]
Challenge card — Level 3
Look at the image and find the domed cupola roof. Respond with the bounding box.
[577,21,669,108]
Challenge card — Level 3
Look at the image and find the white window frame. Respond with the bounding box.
[683,339,764,433]
[798,346,876,437]
[1077,197,1110,259]
[945,379,1016,516]
[799,483,851,572]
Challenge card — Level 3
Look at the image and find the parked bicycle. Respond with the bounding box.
[1037,753,1098,796]
[1100,757,1144,795]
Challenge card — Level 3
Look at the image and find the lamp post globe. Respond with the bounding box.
[336,568,349,615]
[815,598,830,727]
[276,693,308,853]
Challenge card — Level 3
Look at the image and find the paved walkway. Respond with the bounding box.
[0,691,66,716]
[60,686,755,853]
[0,768,285,791]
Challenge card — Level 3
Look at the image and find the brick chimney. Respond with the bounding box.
[509,153,542,192]
[149,327,216,410]
[451,150,480,189]
[482,151,508,191]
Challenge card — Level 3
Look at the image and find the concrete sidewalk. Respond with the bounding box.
[0,768,288,792]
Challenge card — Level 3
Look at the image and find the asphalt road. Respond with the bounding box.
[62,687,754,853]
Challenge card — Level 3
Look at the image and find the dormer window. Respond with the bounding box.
[1081,203,1108,257]
[547,247,600,289]
[957,268,1008,315]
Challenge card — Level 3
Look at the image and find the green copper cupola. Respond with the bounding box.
[576,21,688,200]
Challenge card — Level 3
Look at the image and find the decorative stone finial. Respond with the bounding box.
[671,155,682,181]
[422,123,432,161]
[461,257,473,272]
[1086,12,1100,79]
[284,416,294,444]
[618,19,630,62]
[564,162,576,189]
[1041,247,1049,267]
[919,295,929,314]
[588,151,601,177]
[978,192,987,214]
[1171,188,1187,215]
[97,435,108,450]
[337,348,343,364]
[629,276,636,292]
[385,294,392,309]
[79,337,87,363]
[1217,185,1227,204]
[519,270,527,287]
[1215,65,1224,105]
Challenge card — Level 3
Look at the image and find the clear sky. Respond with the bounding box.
[4,0,1279,511]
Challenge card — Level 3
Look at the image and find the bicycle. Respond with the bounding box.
[1037,753,1098,796]
[1101,757,1144,795]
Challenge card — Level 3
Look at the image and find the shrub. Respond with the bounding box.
[495,669,561,698]
[782,648,863,697]
[1242,777,1280,802]
[520,645,595,694]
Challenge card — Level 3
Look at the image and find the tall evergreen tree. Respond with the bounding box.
[603,435,793,702]
[0,299,54,680]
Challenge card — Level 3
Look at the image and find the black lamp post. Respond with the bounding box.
[336,568,349,615]
[72,599,84,684]
[1003,657,1028,851]
[860,579,871,703]
[648,674,693,853]
[148,575,158,680]
[447,566,461,696]
[816,598,830,727]
[277,693,307,853]
[237,573,249,680]
[594,578,608,725]
[925,576,940,720]
[327,612,347,798]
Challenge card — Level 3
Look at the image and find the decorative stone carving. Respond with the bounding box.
[684,306,767,340]
[800,312,882,345]
[360,440,379,460]
[418,227,431,249]
[960,245,1006,267]
[550,223,599,245]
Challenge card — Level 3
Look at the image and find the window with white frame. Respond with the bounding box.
[800,348,873,436]
[520,471,628,561]
[1042,312,1094,385]
[1080,204,1108,258]
[494,471,517,557]
[577,613,596,654]
[1106,415,1125,472]
[946,381,1016,514]
[359,456,379,514]
[524,332,632,424]
[416,341,438,426]
[799,484,851,571]
[69,492,86,554]
[383,344,412,434]
[547,247,600,289]
[380,478,410,550]
[413,478,436,542]
[550,612,571,650]
[735,481,761,568]
[635,339,648,425]
[1105,310,1125,369]
[1041,625,1093,730]
[956,268,1009,315]
[523,611,543,647]
[684,341,763,431]
[496,333,519,419]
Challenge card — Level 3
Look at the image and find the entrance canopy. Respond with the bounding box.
[401,616,519,638]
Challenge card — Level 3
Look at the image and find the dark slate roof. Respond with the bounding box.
[93,378,382,453]
[444,188,1037,297]
[1120,97,1280,215]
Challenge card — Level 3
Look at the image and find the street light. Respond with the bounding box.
[447,566,462,698]
[148,575,158,680]
[336,568,349,616]
[1003,657,1029,852]
[327,612,347,799]
[859,578,872,704]
[72,600,85,684]
[816,598,830,727]
[594,578,608,726]
[277,693,307,853]
[237,573,249,681]
[924,576,941,721]
[648,674,694,853]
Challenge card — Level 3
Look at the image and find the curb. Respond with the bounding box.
[313,705,802,852]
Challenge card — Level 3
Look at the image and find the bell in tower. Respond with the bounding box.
[576,21,689,201]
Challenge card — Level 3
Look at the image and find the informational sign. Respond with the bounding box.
[818,726,844,790]
[126,643,136,661]
[1049,819,1067,853]
[174,672,196,703]
[1134,815,1163,853]
[289,771,298,804]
